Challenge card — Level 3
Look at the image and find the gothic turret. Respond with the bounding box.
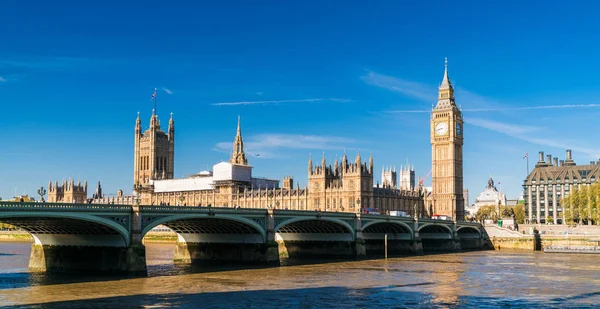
[308,154,313,175]
[168,112,175,141]
[135,112,141,135]
[134,108,175,187]
[369,153,374,173]
[334,156,339,176]
[230,116,248,165]
[150,109,158,129]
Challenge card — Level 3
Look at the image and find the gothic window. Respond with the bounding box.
[348,180,355,190]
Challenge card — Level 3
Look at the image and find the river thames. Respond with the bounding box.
[0,242,599,308]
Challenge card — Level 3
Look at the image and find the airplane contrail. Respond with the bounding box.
[387,103,600,113]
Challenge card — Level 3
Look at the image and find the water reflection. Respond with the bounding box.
[0,242,599,308]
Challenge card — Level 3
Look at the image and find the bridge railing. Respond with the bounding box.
[360,214,415,221]
[0,201,132,212]
[139,205,269,214]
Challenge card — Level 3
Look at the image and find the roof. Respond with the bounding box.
[525,162,600,185]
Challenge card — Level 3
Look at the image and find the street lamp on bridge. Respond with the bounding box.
[37,186,46,203]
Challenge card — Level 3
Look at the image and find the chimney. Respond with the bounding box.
[565,149,576,166]
[560,160,565,166]
[546,154,552,165]
[553,157,558,166]
[538,151,544,162]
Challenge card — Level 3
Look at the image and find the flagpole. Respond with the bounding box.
[154,88,157,114]
[527,155,529,175]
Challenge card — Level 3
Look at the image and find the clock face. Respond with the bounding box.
[435,122,448,136]
[456,123,462,136]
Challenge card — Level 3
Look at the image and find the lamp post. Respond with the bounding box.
[276,201,280,210]
[37,186,46,203]
[179,194,185,206]
[356,198,361,213]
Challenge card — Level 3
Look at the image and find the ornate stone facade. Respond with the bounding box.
[430,58,465,221]
[134,110,174,187]
[48,179,88,203]
[135,115,426,215]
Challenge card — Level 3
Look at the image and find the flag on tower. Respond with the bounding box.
[523,153,528,159]
[150,88,157,100]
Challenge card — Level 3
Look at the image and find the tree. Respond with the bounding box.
[513,203,525,224]
[562,183,600,225]
[474,205,495,223]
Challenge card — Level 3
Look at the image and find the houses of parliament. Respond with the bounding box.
[49,60,465,220]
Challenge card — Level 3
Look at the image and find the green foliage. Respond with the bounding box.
[474,205,496,222]
[561,182,600,225]
[513,204,525,224]
[475,204,524,224]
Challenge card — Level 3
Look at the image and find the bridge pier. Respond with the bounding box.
[26,205,148,275]
[173,242,278,264]
[172,211,280,265]
[28,243,146,275]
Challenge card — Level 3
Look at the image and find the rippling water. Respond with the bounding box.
[0,242,599,308]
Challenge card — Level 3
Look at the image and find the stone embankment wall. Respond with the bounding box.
[486,226,600,251]
[0,231,32,242]
[517,224,600,236]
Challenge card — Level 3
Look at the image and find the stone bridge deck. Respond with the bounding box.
[0,202,490,274]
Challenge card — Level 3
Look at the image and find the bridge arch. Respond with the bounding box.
[275,217,355,241]
[361,220,413,240]
[141,214,267,243]
[457,226,481,238]
[0,212,131,247]
[418,223,453,239]
[0,212,131,246]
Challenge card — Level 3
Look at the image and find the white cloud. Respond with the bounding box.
[161,87,173,95]
[364,71,600,114]
[361,70,435,102]
[467,118,600,158]
[215,134,356,158]
[0,76,6,82]
[466,118,540,136]
[211,98,350,106]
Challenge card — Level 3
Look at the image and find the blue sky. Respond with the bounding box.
[1,1,600,203]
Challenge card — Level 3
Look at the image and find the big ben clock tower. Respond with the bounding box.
[430,58,464,221]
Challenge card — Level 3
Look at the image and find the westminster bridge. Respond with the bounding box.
[0,202,490,274]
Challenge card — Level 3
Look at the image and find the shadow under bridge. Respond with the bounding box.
[140,208,268,244]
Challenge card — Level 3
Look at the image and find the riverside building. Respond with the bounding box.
[523,150,600,224]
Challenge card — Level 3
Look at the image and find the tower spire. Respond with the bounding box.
[230,116,248,165]
[440,57,451,88]
[435,57,456,109]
